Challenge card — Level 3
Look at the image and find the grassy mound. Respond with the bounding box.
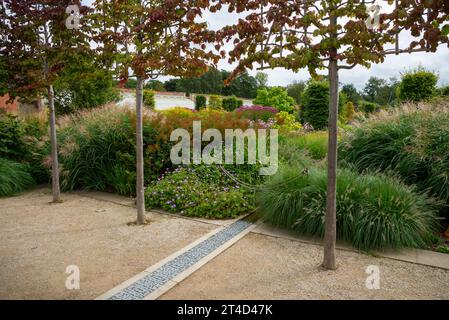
[0,158,35,197]
[279,131,328,160]
[339,101,449,216]
[258,165,440,251]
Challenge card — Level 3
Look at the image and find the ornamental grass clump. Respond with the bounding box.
[258,165,440,251]
[56,105,252,196]
[57,106,162,195]
[339,101,449,217]
[0,158,35,197]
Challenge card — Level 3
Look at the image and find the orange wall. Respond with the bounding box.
[0,94,19,113]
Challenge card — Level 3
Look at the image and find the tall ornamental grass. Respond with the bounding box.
[289,131,328,160]
[0,158,35,197]
[339,101,449,216]
[56,105,252,196]
[258,165,440,251]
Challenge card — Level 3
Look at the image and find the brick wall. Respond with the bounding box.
[0,94,19,113]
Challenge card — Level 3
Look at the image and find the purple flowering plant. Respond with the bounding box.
[145,164,256,219]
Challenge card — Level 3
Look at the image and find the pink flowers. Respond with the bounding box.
[249,118,276,129]
[235,105,279,114]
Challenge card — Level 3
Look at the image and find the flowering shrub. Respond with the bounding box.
[145,165,255,218]
[273,111,302,132]
[161,107,196,119]
[253,87,296,113]
[235,105,278,122]
[249,118,276,129]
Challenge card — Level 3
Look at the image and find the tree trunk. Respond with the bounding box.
[444,226,449,239]
[48,84,61,203]
[135,76,146,224]
[323,13,339,271]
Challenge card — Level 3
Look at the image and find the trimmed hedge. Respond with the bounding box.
[222,96,243,111]
[359,100,381,114]
[195,95,207,110]
[143,89,155,109]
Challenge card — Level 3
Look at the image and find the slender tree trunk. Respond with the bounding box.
[135,76,146,224]
[323,14,339,271]
[48,84,61,203]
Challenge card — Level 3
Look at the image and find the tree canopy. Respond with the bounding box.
[0,0,89,101]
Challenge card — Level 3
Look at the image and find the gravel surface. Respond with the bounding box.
[2,187,448,300]
[0,188,215,299]
[161,233,449,300]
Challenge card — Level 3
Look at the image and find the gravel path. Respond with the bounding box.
[161,233,449,300]
[1,187,448,300]
[0,188,215,299]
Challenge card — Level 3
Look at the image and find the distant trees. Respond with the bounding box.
[176,68,223,95]
[159,68,260,98]
[255,72,269,88]
[224,72,258,98]
[54,52,120,115]
[286,81,306,105]
[363,77,399,106]
[341,84,361,106]
[164,79,178,92]
[145,80,165,92]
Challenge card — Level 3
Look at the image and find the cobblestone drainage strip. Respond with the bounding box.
[96,220,255,300]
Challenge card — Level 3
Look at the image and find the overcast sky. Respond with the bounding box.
[82,0,449,89]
